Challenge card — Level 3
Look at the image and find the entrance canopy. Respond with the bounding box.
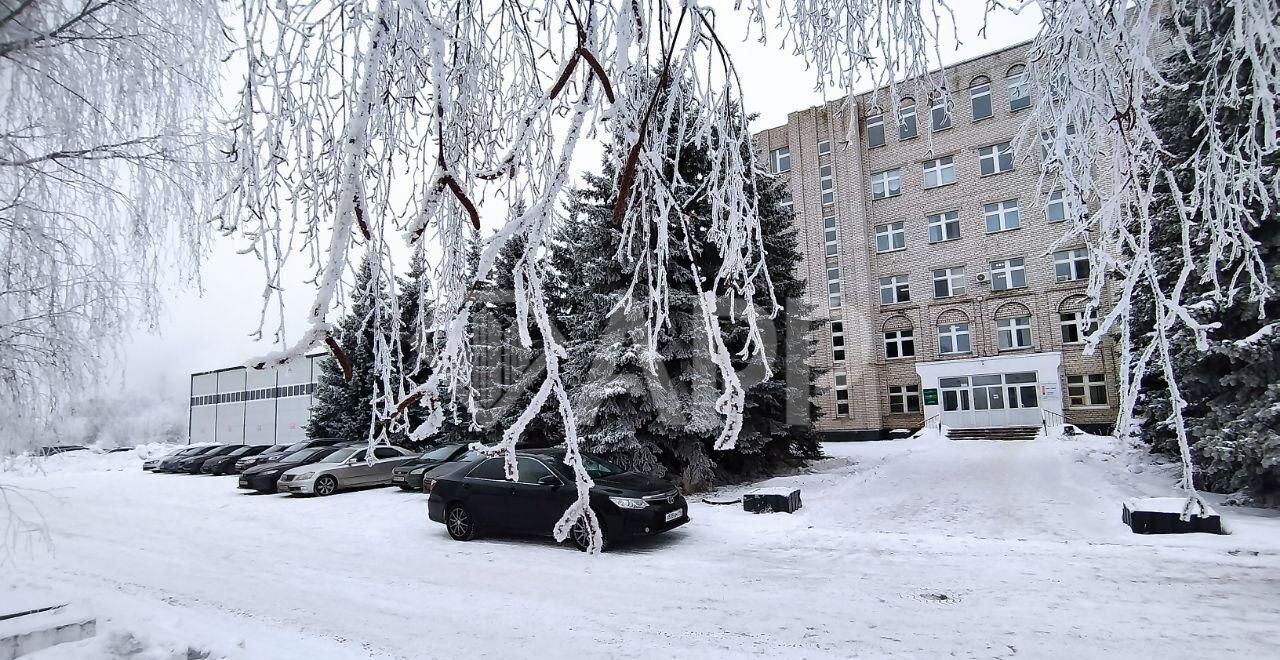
[916,352,1063,430]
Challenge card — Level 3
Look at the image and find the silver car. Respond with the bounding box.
[277,446,416,496]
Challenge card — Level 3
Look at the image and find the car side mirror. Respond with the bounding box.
[538,475,560,487]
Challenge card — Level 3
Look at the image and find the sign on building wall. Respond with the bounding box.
[922,388,939,406]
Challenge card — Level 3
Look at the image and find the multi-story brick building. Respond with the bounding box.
[756,41,1120,440]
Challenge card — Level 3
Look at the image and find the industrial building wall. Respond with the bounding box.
[215,369,247,445]
[189,373,219,444]
[245,366,277,444]
[188,353,324,445]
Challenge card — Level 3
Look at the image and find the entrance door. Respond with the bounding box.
[940,372,1042,428]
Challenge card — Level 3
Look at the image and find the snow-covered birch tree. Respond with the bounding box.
[0,0,224,452]
[224,0,1280,547]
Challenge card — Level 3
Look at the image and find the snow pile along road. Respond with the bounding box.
[3,434,1279,659]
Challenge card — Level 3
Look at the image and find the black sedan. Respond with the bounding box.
[233,438,346,473]
[237,446,342,493]
[173,445,246,474]
[427,449,688,551]
[154,445,223,473]
[202,445,271,475]
[390,444,476,491]
[144,446,205,471]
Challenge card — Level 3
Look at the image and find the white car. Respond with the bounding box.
[276,445,417,496]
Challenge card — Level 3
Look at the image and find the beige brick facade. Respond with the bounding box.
[756,41,1120,439]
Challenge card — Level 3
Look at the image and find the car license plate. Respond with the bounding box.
[392,476,404,482]
[665,509,682,523]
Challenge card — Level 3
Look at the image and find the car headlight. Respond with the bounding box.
[609,496,647,510]
[410,466,427,475]
[294,472,314,480]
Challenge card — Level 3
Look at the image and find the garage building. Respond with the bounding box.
[187,353,326,445]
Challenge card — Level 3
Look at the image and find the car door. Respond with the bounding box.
[367,447,409,485]
[508,457,572,536]
[337,449,375,486]
[462,458,516,530]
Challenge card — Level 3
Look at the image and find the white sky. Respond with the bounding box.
[116,3,1043,401]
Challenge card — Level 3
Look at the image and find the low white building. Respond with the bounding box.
[187,353,325,445]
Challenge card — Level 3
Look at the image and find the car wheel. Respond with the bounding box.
[446,504,476,541]
[570,515,608,553]
[314,475,338,497]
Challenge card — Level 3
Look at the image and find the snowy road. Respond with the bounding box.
[4,436,1280,659]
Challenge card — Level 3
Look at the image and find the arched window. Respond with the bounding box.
[969,76,992,120]
[897,97,917,139]
[1006,65,1030,111]
[866,108,886,147]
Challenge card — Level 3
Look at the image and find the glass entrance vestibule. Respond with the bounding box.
[916,352,1064,430]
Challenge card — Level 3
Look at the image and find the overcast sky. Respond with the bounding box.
[117,4,1043,401]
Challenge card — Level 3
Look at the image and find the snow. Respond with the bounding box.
[1126,497,1219,516]
[5,435,1280,659]
[745,486,799,497]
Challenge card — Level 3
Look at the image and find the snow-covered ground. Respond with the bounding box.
[3,435,1279,659]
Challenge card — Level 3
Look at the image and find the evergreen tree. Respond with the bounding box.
[1134,1,1280,498]
[307,255,390,443]
[555,86,822,491]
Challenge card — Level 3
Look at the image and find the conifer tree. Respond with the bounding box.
[1134,0,1280,497]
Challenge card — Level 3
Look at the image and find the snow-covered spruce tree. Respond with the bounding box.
[0,1,222,452]
[1132,1,1280,499]
[559,88,821,491]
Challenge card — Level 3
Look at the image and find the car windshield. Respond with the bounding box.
[227,446,256,457]
[563,453,623,478]
[280,448,323,463]
[281,442,309,453]
[265,445,288,453]
[319,448,360,463]
[420,444,461,461]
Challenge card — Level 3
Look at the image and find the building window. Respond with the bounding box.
[884,329,915,359]
[867,113,885,148]
[834,373,850,416]
[1059,311,1098,344]
[771,147,790,173]
[871,168,902,199]
[880,274,910,304]
[831,321,846,362]
[824,216,838,256]
[931,95,952,131]
[889,385,922,413]
[1046,189,1066,223]
[827,267,842,308]
[922,156,956,188]
[997,317,1033,350]
[898,100,917,139]
[978,142,1014,175]
[970,76,993,120]
[1007,65,1031,111]
[1054,247,1090,282]
[990,258,1027,291]
[818,140,831,156]
[933,267,966,298]
[875,221,906,253]
[819,164,835,205]
[927,210,960,243]
[1067,374,1108,407]
[984,199,1021,233]
[938,323,972,354]
[1041,125,1077,161]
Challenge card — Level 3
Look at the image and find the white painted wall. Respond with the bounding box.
[916,352,1063,429]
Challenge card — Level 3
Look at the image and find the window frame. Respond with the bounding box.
[922,156,956,189]
[871,168,902,200]
[1067,374,1109,407]
[867,113,886,148]
[984,199,1021,233]
[888,385,922,414]
[827,267,842,308]
[1007,65,1031,111]
[932,266,966,298]
[990,257,1028,291]
[970,77,993,120]
[771,147,791,173]
[817,140,832,156]
[823,216,838,256]
[1054,247,1090,282]
[1046,189,1066,223]
[874,221,907,253]
[927,210,960,243]
[930,94,952,131]
[831,321,846,363]
[996,316,1034,351]
[937,322,972,355]
[819,164,835,205]
[978,142,1014,176]
[883,329,916,359]
[898,100,918,139]
[879,274,910,305]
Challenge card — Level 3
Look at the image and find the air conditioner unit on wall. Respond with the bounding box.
[975,272,989,283]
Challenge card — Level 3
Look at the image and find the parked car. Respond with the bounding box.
[34,445,88,457]
[173,445,245,474]
[391,444,474,491]
[233,438,345,472]
[201,445,271,475]
[154,445,224,473]
[144,446,204,471]
[237,446,344,494]
[277,446,416,496]
[426,449,688,551]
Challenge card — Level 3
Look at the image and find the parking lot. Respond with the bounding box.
[5,437,1280,659]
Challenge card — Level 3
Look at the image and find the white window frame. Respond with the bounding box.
[1008,66,1031,111]
[871,168,902,199]
[879,274,910,305]
[834,372,850,416]
[1054,247,1090,282]
[1067,374,1108,407]
[771,147,791,173]
[937,323,972,355]
[984,199,1021,233]
[867,114,886,148]
[996,317,1033,350]
[1046,189,1066,223]
[898,101,917,139]
[922,156,956,188]
[888,385,922,413]
[819,164,835,205]
[990,257,1027,291]
[884,329,915,359]
[970,78,993,120]
[831,321,845,362]
[978,142,1014,176]
[778,188,792,210]
[875,221,906,253]
[827,267,842,308]
[1059,311,1097,344]
[927,210,960,243]
[930,95,952,131]
[823,216,838,256]
[818,140,831,156]
[932,267,966,298]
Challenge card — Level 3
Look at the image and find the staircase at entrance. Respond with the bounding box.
[946,426,1040,442]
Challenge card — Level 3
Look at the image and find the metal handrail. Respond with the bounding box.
[1041,408,1065,434]
[922,414,942,435]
